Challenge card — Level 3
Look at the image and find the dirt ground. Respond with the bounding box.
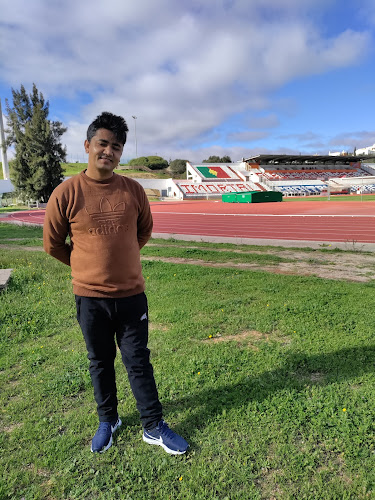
[1,243,375,282]
[142,245,375,283]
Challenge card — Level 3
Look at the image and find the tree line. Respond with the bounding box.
[127,155,232,175]
[5,84,232,202]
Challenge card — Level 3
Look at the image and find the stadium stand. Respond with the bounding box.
[161,156,375,200]
[182,162,261,198]
[261,168,364,181]
[242,155,375,197]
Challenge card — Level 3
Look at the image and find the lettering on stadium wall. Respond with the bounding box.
[178,183,254,195]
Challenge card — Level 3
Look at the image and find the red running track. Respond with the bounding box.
[2,200,375,244]
[151,200,375,243]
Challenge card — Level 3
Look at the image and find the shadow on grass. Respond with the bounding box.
[84,345,374,445]
[166,345,375,435]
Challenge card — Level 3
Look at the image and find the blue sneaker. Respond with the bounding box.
[91,417,122,453]
[143,420,189,455]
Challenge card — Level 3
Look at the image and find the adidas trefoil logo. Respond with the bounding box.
[85,197,128,236]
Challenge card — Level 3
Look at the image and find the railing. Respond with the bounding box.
[258,175,275,191]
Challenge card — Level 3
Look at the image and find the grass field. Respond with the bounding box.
[0,163,182,181]
[1,224,375,499]
[285,194,375,202]
[61,163,133,177]
[61,163,182,179]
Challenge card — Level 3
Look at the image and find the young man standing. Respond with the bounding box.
[43,112,188,455]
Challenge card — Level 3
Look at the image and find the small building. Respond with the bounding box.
[356,144,375,156]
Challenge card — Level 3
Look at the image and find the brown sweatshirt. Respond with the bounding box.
[43,171,153,298]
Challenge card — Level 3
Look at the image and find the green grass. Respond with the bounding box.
[142,244,295,265]
[62,163,127,176]
[0,163,174,179]
[61,163,87,176]
[0,223,43,239]
[61,163,179,179]
[1,227,375,498]
[284,194,375,202]
[0,206,29,213]
[1,238,43,247]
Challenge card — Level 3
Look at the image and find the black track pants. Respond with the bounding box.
[75,293,162,429]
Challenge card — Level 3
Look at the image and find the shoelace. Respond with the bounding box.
[158,421,175,439]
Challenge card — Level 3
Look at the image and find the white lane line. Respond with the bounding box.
[152,212,375,218]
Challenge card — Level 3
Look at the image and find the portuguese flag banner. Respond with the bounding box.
[196,166,231,179]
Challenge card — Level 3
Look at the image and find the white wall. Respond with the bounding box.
[0,177,176,197]
[356,144,375,155]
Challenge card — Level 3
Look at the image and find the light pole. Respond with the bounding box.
[132,115,138,158]
[0,98,10,180]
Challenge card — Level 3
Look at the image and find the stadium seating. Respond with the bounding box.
[261,169,366,181]
[277,185,325,196]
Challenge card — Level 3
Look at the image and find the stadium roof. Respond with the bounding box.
[244,154,366,165]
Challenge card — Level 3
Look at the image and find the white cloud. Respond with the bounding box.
[278,131,321,142]
[244,114,280,129]
[329,131,375,150]
[226,130,270,142]
[0,0,372,160]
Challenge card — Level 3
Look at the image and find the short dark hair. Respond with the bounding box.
[87,112,129,145]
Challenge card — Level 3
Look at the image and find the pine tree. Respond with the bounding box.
[6,83,66,202]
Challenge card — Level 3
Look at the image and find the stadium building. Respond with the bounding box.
[157,155,375,200]
[2,155,375,204]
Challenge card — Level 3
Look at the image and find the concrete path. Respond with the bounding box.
[0,269,12,291]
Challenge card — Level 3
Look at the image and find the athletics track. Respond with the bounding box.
[2,200,375,249]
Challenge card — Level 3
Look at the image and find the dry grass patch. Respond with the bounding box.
[257,468,285,500]
[204,329,267,344]
[309,372,326,383]
[149,322,170,332]
[203,330,291,349]
[291,371,326,384]
[3,394,22,406]
[1,422,23,433]
[256,443,285,500]
[23,463,52,479]
[8,379,20,387]
[37,468,51,478]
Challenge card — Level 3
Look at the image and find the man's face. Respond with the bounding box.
[84,128,124,179]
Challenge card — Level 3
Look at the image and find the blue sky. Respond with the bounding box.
[1,0,375,163]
